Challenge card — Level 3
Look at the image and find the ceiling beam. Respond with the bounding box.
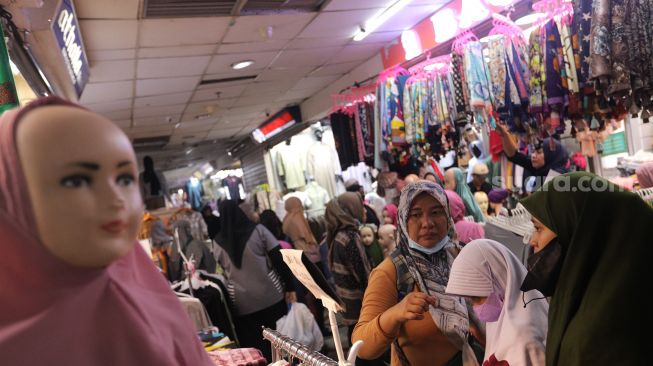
[231,0,249,16]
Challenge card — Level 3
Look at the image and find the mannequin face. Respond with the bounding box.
[359,226,375,246]
[444,169,456,191]
[378,227,396,251]
[17,106,142,267]
[530,217,557,253]
[382,209,393,225]
[474,192,489,214]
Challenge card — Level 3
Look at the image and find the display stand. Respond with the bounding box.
[277,249,363,366]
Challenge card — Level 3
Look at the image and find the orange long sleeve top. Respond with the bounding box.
[352,258,459,366]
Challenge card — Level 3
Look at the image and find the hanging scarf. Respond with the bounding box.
[545,20,567,109]
[589,0,611,84]
[395,181,478,365]
[529,27,546,113]
[450,52,470,123]
[607,0,630,96]
[451,167,485,223]
[464,41,492,124]
[488,36,507,110]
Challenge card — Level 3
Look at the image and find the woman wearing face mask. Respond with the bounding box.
[0,97,213,365]
[520,172,652,366]
[446,239,548,366]
[495,121,569,192]
[325,192,372,343]
[353,181,482,366]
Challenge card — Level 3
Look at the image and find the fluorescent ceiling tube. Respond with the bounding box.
[353,0,412,41]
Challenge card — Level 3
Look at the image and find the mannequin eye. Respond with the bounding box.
[60,175,92,188]
[116,174,135,187]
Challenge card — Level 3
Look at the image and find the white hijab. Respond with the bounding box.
[446,239,548,366]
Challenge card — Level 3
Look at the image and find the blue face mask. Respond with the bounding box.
[408,235,449,255]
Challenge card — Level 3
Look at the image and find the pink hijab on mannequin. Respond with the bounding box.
[0,97,212,365]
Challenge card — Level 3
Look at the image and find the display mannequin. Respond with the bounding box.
[222,174,243,201]
[474,191,490,217]
[304,177,330,218]
[306,128,341,199]
[0,97,211,365]
[276,137,306,190]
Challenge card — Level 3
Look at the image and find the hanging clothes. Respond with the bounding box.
[306,141,341,199]
[589,0,611,84]
[276,144,306,190]
[464,41,493,127]
[330,112,361,170]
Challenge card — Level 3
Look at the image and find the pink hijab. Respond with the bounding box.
[383,203,398,226]
[444,190,485,243]
[0,99,212,365]
[636,162,653,188]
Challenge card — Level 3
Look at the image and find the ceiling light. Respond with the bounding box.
[185,149,193,155]
[515,12,545,26]
[353,0,412,42]
[231,60,254,70]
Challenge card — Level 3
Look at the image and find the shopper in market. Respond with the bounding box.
[345,179,381,226]
[213,200,296,361]
[260,209,293,249]
[446,239,548,366]
[353,181,482,366]
[139,155,169,210]
[467,162,492,195]
[0,97,213,365]
[283,197,321,263]
[636,161,653,188]
[201,204,221,240]
[382,203,398,226]
[325,192,372,342]
[520,172,652,365]
[444,167,486,223]
[445,190,485,243]
[495,121,570,192]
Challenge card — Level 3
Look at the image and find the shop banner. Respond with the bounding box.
[0,25,19,114]
[380,0,520,69]
[52,0,89,98]
[251,106,302,144]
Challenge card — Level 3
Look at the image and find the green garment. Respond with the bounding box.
[364,240,385,268]
[521,172,653,366]
[0,25,18,113]
[452,167,485,223]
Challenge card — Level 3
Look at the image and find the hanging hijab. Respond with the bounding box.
[451,167,485,223]
[521,172,652,366]
[142,155,162,196]
[636,161,653,188]
[0,98,211,365]
[216,200,257,269]
[445,190,485,243]
[325,192,364,246]
[383,203,398,225]
[283,197,320,262]
[446,239,548,365]
[395,181,478,364]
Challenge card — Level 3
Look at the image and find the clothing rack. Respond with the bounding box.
[486,203,535,243]
[263,328,339,366]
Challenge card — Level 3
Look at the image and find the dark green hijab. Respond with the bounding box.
[521,172,653,365]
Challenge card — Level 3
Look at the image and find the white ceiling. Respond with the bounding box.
[74,0,450,170]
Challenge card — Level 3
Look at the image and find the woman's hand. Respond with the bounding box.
[495,120,509,136]
[285,291,297,304]
[391,292,437,324]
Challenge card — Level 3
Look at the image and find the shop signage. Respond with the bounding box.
[380,0,520,69]
[601,131,628,156]
[251,106,302,144]
[52,0,89,98]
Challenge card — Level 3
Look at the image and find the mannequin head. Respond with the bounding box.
[359,225,376,246]
[404,174,420,184]
[378,224,396,253]
[17,104,142,267]
[474,191,489,215]
[444,169,456,191]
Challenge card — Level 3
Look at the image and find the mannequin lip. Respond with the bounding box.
[101,220,127,234]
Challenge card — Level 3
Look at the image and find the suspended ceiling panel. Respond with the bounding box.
[67,0,450,169]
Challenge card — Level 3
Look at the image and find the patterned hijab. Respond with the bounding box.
[396,181,477,365]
